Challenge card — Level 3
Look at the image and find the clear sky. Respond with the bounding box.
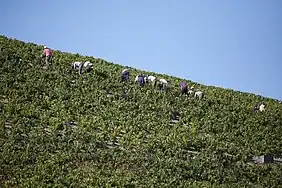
[1,0,281,100]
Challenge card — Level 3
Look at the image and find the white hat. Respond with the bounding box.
[44,46,47,49]
[122,68,129,73]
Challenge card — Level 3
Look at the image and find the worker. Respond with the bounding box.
[158,78,168,90]
[83,61,93,73]
[259,102,266,112]
[71,61,83,74]
[195,90,204,100]
[180,80,188,95]
[136,74,145,86]
[42,46,53,65]
[121,68,130,82]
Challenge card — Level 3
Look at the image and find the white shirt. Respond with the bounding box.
[148,75,156,82]
[159,78,168,85]
[72,62,83,69]
[259,104,265,112]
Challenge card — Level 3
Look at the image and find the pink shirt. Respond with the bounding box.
[43,48,52,56]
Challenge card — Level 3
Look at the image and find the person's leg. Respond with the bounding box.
[45,56,49,65]
[180,86,184,95]
[152,80,156,87]
[184,88,188,95]
[78,63,83,75]
[49,55,52,64]
[46,55,52,65]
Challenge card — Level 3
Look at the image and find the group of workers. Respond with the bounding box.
[122,68,168,90]
[41,46,267,110]
[41,46,93,74]
[121,68,204,99]
[71,61,93,75]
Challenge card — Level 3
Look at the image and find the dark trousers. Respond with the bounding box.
[181,87,188,95]
[121,74,129,82]
[42,54,52,65]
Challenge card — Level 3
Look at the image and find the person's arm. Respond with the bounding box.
[41,49,46,58]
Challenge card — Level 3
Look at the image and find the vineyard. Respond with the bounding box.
[0,35,282,187]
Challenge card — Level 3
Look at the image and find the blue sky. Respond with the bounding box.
[1,0,282,100]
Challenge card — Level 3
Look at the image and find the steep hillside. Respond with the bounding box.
[0,35,282,187]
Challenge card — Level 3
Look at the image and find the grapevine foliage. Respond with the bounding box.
[0,35,282,188]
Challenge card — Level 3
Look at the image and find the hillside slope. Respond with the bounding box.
[0,35,282,187]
